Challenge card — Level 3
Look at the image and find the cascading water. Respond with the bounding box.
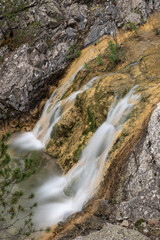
[9,67,99,150]
[8,63,140,231]
[30,85,140,228]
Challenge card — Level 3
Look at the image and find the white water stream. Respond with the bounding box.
[8,67,140,230]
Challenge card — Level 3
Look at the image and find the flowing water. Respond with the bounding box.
[10,67,99,150]
[8,65,140,231]
[31,85,140,228]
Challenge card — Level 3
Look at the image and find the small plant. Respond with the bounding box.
[0,0,30,39]
[84,62,90,71]
[0,133,39,239]
[134,10,140,14]
[96,54,103,66]
[107,40,125,64]
[135,218,144,228]
[1,111,7,119]
[155,27,160,35]
[87,107,95,132]
[102,66,108,72]
[66,45,81,60]
[125,22,138,35]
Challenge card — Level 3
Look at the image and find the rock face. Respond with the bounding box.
[0,0,160,118]
[74,223,149,240]
[108,103,160,237]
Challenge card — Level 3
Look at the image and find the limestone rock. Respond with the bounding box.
[74,223,149,240]
[0,0,159,117]
[121,220,129,227]
[110,102,160,225]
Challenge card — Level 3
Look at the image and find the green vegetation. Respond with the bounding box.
[155,27,160,35]
[73,140,85,163]
[87,107,95,132]
[0,0,42,49]
[134,218,144,228]
[66,45,81,60]
[125,22,138,35]
[134,10,140,14]
[84,62,90,71]
[107,40,125,64]
[0,133,39,239]
[0,0,30,39]
[102,66,108,72]
[0,111,7,119]
[1,28,35,50]
[96,54,103,66]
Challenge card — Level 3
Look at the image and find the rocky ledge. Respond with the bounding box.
[0,0,159,118]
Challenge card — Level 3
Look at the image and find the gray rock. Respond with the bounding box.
[125,12,141,24]
[110,103,160,224]
[143,229,149,234]
[68,18,77,27]
[121,220,129,227]
[74,223,149,240]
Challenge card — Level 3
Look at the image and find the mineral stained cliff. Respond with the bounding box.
[0,0,159,117]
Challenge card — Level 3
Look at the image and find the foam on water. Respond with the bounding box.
[9,132,44,151]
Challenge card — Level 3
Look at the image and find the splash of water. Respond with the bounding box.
[31,86,140,228]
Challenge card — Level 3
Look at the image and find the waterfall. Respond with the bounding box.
[8,64,140,229]
[31,86,140,228]
[32,76,100,145]
[9,69,100,150]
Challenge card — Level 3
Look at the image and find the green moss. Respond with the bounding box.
[73,139,86,163]
[50,124,60,140]
[107,40,125,64]
[66,45,81,60]
[84,62,90,71]
[135,218,144,228]
[96,54,103,66]
[1,29,34,50]
[125,22,138,35]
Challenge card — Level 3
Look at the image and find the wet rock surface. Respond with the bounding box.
[47,26,160,172]
[0,0,159,118]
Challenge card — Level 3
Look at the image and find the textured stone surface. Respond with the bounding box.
[0,42,68,115]
[0,0,159,118]
[110,103,160,224]
[74,223,149,240]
